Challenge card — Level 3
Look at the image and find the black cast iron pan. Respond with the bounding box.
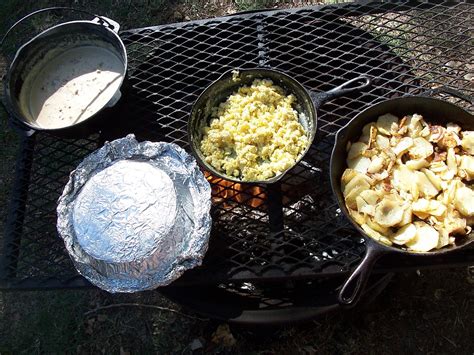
[188,68,371,184]
[330,88,474,306]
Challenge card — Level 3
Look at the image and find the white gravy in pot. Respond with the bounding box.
[20,46,124,129]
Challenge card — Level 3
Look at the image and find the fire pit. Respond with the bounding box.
[1,2,473,323]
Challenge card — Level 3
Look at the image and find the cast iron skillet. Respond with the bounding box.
[188,68,371,184]
[330,89,474,306]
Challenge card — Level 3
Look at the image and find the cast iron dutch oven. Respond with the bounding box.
[188,68,371,184]
[330,88,474,306]
[1,7,127,137]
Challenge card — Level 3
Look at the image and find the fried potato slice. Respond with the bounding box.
[343,174,371,197]
[342,113,472,252]
[455,186,474,217]
[461,131,474,154]
[374,197,404,227]
[391,223,417,245]
[406,222,439,252]
[377,113,398,136]
[347,156,371,174]
[408,137,433,160]
[347,142,368,160]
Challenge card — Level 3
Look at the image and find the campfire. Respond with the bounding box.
[204,172,266,208]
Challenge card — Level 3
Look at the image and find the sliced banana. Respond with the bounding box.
[374,197,404,227]
[391,223,417,245]
[455,186,474,217]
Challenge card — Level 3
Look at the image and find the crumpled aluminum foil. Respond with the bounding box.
[57,134,211,293]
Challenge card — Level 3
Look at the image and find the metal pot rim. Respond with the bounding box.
[4,19,127,133]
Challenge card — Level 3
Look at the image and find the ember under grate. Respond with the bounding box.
[2,2,473,289]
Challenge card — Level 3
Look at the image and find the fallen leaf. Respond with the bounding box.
[211,324,236,348]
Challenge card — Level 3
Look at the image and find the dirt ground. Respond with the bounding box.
[0,1,473,354]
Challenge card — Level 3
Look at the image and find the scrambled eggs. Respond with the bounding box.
[200,79,309,181]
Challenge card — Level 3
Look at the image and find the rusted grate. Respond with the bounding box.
[2,1,473,289]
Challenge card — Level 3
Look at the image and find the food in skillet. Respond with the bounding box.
[342,113,474,252]
[200,79,309,181]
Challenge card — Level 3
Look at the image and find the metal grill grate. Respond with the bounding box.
[2,2,473,289]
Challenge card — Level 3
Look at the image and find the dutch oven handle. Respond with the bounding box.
[338,239,387,307]
[0,6,118,47]
[309,76,372,108]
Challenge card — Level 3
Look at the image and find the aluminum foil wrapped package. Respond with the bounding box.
[57,134,212,293]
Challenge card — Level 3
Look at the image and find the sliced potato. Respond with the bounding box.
[407,114,424,137]
[366,217,391,235]
[343,174,371,197]
[347,156,371,174]
[392,165,414,192]
[406,222,439,252]
[397,205,413,226]
[341,169,359,187]
[455,186,474,217]
[392,137,414,156]
[415,171,439,198]
[447,148,457,174]
[360,189,380,205]
[461,131,474,154]
[406,159,429,170]
[377,113,399,136]
[437,228,450,249]
[376,135,390,150]
[347,142,368,160]
[345,185,370,209]
[421,168,442,190]
[459,155,474,180]
[342,114,472,252]
[367,156,385,174]
[391,223,417,245]
[348,209,367,226]
[408,137,433,160]
[361,223,383,241]
[374,197,404,227]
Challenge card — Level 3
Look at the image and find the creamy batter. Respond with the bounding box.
[20,46,124,129]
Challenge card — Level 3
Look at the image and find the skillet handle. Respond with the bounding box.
[310,76,372,108]
[338,240,386,307]
[420,86,473,105]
